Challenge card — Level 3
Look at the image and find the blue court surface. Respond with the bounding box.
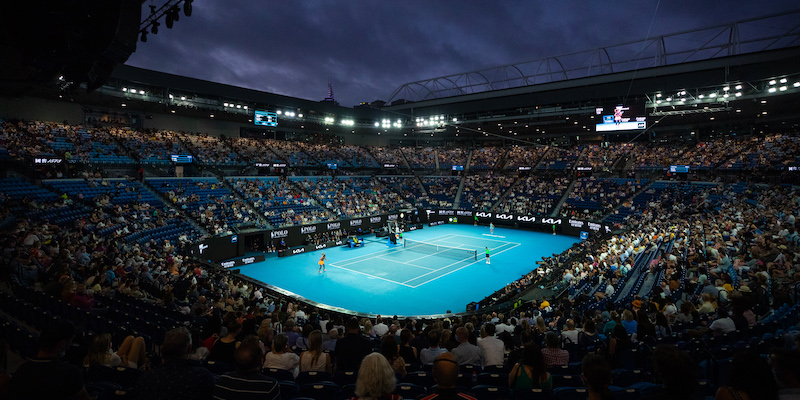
[234,224,579,316]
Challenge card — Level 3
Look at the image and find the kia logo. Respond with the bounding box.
[476,212,492,218]
[292,248,305,254]
[198,243,208,254]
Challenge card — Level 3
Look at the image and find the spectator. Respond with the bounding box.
[84,333,148,369]
[420,330,448,366]
[478,323,504,367]
[621,310,638,335]
[299,330,332,374]
[451,326,482,367]
[769,349,800,400]
[351,353,400,400]
[716,351,778,400]
[372,316,389,337]
[645,345,700,400]
[208,320,242,365]
[581,354,614,400]
[561,319,579,344]
[322,328,338,353]
[399,328,418,365]
[263,333,299,378]
[9,320,92,400]
[335,317,373,372]
[509,345,552,392]
[417,352,477,400]
[134,326,215,400]
[541,332,569,367]
[380,335,406,377]
[213,335,279,400]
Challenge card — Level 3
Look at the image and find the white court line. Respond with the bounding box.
[326,262,415,288]
[400,254,478,284]
[374,256,434,270]
[334,234,458,267]
[409,243,522,287]
[451,234,520,244]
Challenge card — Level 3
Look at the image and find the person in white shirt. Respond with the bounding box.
[263,333,299,377]
[477,323,504,367]
[560,319,580,344]
[371,316,389,337]
[495,314,513,334]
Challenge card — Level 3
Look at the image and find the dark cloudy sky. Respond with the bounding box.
[127,1,798,107]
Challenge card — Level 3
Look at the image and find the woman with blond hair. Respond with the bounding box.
[299,330,331,374]
[84,333,147,369]
[350,352,401,400]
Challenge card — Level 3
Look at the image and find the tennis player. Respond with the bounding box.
[489,222,495,234]
[318,253,327,273]
[485,247,490,264]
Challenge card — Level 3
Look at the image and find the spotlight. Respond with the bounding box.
[780,78,787,83]
[166,12,174,29]
[734,84,742,90]
[140,29,147,42]
[151,21,159,34]
[183,0,193,16]
[171,6,180,22]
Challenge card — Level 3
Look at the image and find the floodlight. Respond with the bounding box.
[780,78,787,83]
[769,87,777,93]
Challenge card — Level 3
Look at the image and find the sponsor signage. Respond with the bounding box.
[424,209,610,238]
[301,226,317,234]
[387,214,399,220]
[576,166,593,171]
[383,163,397,168]
[456,210,473,217]
[34,158,63,164]
[518,166,532,171]
[219,255,265,269]
[349,219,363,227]
[270,230,289,239]
[327,222,341,230]
[278,239,350,258]
[292,248,305,255]
[370,216,382,223]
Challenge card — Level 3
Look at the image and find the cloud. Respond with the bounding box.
[126,0,798,107]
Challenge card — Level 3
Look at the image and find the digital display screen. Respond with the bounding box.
[452,165,464,171]
[383,163,397,168]
[327,163,338,170]
[518,166,532,171]
[170,154,194,163]
[254,110,278,127]
[595,104,646,132]
[669,165,690,173]
[576,166,593,171]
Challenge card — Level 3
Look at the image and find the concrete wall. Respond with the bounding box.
[0,97,84,124]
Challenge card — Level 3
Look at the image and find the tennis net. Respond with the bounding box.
[403,239,478,261]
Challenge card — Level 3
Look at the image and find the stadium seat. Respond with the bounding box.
[394,383,428,398]
[278,380,301,400]
[471,385,512,400]
[299,382,342,400]
[552,387,589,400]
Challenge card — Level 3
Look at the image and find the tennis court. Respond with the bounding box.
[327,234,520,288]
[234,224,579,316]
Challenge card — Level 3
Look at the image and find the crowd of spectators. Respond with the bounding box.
[537,146,585,170]
[402,147,437,169]
[584,143,634,171]
[228,177,332,227]
[496,177,571,216]
[560,178,647,221]
[421,177,460,208]
[338,145,380,168]
[459,174,516,211]
[504,146,548,169]
[180,133,244,166]
[4,119,800,400]
[469,147,505,170]
[436,148,468,170]
[369,147,408,168]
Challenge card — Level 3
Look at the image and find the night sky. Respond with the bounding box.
[127,1,798,107]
